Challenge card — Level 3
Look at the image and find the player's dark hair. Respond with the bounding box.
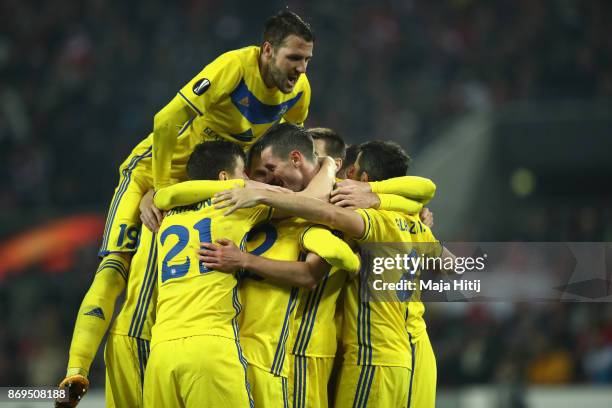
[308,127,346,159]
[338,144,359,178]
[252,122,316,163]
[357,141,411,181]
[263,10,315,48]
[187,141,245,180]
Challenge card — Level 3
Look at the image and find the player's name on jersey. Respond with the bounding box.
[166,199,212,216]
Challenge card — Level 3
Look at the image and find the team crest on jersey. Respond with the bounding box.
[192,78,211,96]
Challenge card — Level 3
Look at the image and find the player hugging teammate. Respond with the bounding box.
[57,9,451,408]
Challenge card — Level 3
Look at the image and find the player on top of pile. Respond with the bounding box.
[57,10,314,408]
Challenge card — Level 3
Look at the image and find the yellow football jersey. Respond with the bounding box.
[341,209,438,368]
[291,266,348,359]
[152,45,309,189]
[151,199,272,347]
[401,213,440,342]
[110,226,158,340]
[239,218,354,378]
[180,46,310,146]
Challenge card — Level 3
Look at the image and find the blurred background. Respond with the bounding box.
[1,0,611,406]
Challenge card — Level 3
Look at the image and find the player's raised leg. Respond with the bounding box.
[57,138,153,406]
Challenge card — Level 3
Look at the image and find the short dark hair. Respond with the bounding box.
[263,10,315,48]
[357,141,411,181]
[308,127,346,159]
[187,141,245,180]
[338,144,359,177]
[251,122,316,163]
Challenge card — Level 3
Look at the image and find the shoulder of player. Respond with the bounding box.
[204,47,249,73]
[296,73,311,92]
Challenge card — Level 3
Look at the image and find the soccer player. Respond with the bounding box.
[153,124,436,407]
[213,140,446,408]
[142,140,273,407]
[58,10,314,406]
[309,127,347,170]
[154,124,343,407]
[337,144,359,179]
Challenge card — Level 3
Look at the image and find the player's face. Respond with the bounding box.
[248,155,275,184]
[260,146,307,191]
[270,35,313,93]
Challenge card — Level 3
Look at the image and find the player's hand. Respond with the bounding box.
[329,183,380,210]
[213,188,264,215]
[55,374,89,408]
[245,180,292,194]
[420,207,434,228]
[334,179,372,193]
[140,189,163,232]
[198,238,245,272]
[330,190,380,210]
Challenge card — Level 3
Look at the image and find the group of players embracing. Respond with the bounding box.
[56,9,451,408]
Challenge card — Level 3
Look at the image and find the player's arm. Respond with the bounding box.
[297,156,336,200]
[152,96,195,190]
[154,179,292,210]
[154,180,245,210]
[330,188,423,214]
[214,189,366,238]
[335,176,436,204]
[153,51,243,190]
[199,239,328,290]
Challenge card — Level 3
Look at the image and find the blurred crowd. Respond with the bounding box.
[1,0,612,389]
[2,0,612,215]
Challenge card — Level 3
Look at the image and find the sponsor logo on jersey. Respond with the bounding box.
[192,78,211,95]
[84,307,105,320]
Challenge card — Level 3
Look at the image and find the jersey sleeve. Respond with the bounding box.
[154,179,245,210]
[299,225,360,273]
[177,51,243,116]
[282,76,311,126]
[354,208,390,243]
[369,176,436,204]
[377,194,423,214]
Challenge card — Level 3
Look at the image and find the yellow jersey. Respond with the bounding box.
[341,209,438,368]
[290,266,348,358]
[150,45,309,189]
[401,213,440,342]
[239,219,357,377]
[110,226,158,340]
[151,199,272,347]
[180,45,310,146]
